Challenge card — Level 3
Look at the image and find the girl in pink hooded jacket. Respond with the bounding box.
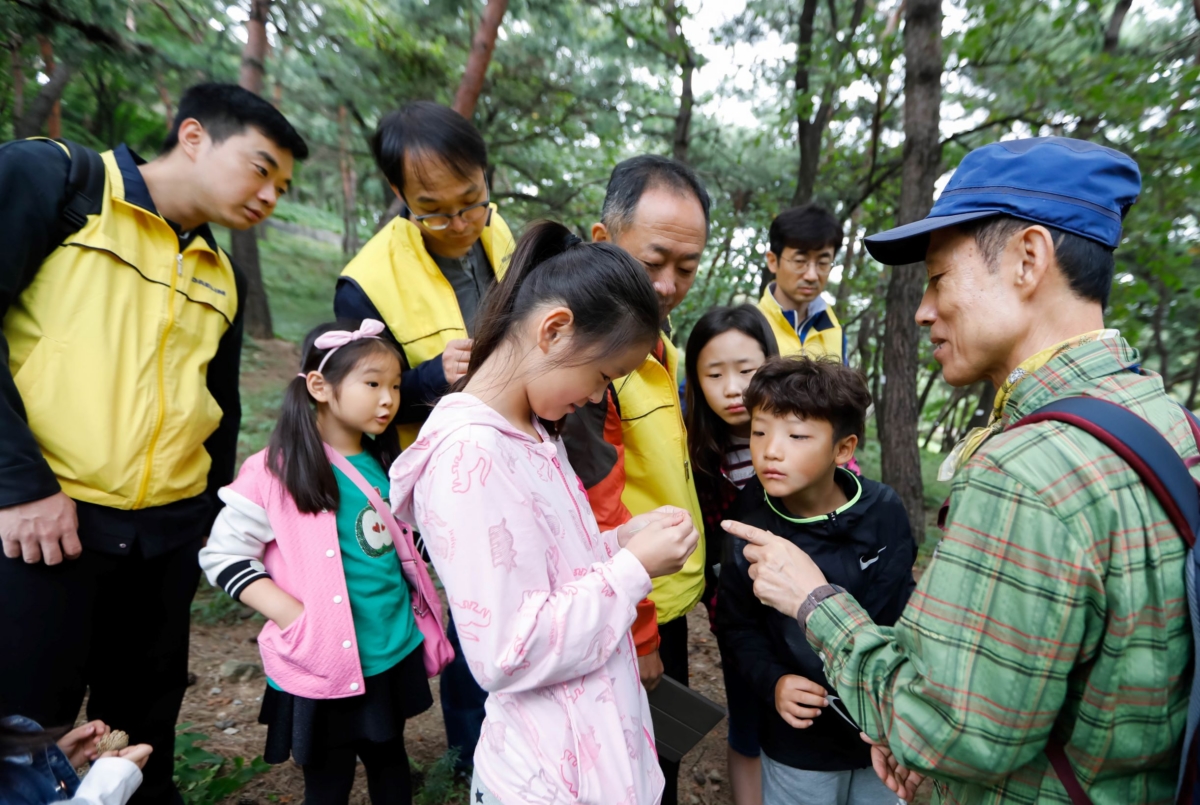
[391,222,700,805]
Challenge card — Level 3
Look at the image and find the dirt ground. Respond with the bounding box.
[186,606,741,805]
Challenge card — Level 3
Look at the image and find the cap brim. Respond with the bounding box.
[863,210,1003,266]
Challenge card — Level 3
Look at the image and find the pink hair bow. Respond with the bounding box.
[309,319,387,375]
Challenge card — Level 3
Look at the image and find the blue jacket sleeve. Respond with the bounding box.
[334,276,448,424]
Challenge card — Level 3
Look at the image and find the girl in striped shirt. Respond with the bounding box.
[684,305,779,805]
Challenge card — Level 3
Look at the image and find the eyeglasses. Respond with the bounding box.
[407,181,492,231]
[785,254,835,274]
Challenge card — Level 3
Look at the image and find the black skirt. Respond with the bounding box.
[258,647,433,765]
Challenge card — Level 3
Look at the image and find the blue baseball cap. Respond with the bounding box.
[863,137,1141,266]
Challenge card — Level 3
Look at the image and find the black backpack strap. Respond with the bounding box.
[1016,397,1199,546]
[1013,396,1200,805]
[58,139,105,234]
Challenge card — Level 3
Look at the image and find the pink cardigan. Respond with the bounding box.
[199,450,444,700]
[391,394,664,805]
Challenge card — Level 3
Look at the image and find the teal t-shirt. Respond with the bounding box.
[333,450,424,677]
[268,451,423,691]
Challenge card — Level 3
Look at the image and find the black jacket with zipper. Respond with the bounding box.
[716,467,916,771]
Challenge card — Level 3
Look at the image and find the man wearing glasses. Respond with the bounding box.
[336,101,515,448]
[334,102,515,776]
[758,203,847,363]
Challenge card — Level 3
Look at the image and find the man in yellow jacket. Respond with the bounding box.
[0,84,306,805]
[560,154,711,805]
[758,203,846,362]
[333,102,515,774]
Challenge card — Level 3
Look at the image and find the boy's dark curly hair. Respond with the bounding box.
[743,356,872,443]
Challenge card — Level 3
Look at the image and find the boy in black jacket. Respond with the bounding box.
[717,356,915,805]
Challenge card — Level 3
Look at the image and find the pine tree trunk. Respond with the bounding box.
[36,36,60,139]
[451,0,509,118]
[879,0,942,539]
[232,0,273,340]
[10,41,24,120]
[665,0,694,164]
[339,105,360,255]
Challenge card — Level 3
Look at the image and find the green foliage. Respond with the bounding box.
[173,724,269,805]
[412,749,465,805]
[189,582,253,626]
[4,0,1197,450]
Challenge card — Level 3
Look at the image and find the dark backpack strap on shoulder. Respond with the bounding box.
[1016,397,1199,547]
[58,139,105,232]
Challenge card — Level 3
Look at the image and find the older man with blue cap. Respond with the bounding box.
[724,137,1200,804]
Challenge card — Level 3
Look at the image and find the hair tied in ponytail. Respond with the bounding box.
[563,232,583,248]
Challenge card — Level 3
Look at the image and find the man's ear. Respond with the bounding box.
[174,118,207,162]
[766,250,780,277]
[535,306,575,354]
[834,433,858,466]
[1013,225,1056,301]
[591,222,610,243]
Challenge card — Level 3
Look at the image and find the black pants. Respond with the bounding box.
[301,732,413,805]
[439,617,487,772]
[657,615,690,805]
[0,539,202,805]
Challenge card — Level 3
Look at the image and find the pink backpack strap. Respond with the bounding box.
[323,444,455,676]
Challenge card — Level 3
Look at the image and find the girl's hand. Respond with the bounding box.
[57,720,109,767]
[617,506,684,548]
[625,509,699,578]
[273,596,305,630]
[101,744,153,771]
[238,578,304,629]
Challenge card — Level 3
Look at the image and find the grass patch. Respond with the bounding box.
[212,224,346,343]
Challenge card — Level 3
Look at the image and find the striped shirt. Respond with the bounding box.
[805,338,1197,804]
[723,436,755,489]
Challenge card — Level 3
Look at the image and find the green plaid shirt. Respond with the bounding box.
[807,337,1199,804]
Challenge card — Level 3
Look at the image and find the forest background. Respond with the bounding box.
[1,0,1198,800]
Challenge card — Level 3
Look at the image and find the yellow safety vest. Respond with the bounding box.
[6,148,237,509]
[614,337,706,624]
[758,286,844,361]
[340,207,515,447]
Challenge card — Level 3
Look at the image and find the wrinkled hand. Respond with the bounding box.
[774,675,827,729]
[57,720,109,767]
[724,519,827,618]
[442,339,473,384]
[0,492,81,565]
[861,733,925,801]
[102,744,153,771]
[638,649,665,692]
[618,506,684,548]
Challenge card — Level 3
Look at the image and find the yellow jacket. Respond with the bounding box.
[5,146,239,510]
[758,285,845,361]
[615,337,706,624]
[339,208,514,446]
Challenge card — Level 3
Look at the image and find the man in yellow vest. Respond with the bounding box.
[335,102,515,448]
[758,203,846,362]
[561,154,711,805]
[333,101,515,774]
[0,84,306,805]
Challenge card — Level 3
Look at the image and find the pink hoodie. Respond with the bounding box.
[390,393,664,805]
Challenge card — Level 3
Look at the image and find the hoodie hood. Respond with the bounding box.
[389,392,551,526]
